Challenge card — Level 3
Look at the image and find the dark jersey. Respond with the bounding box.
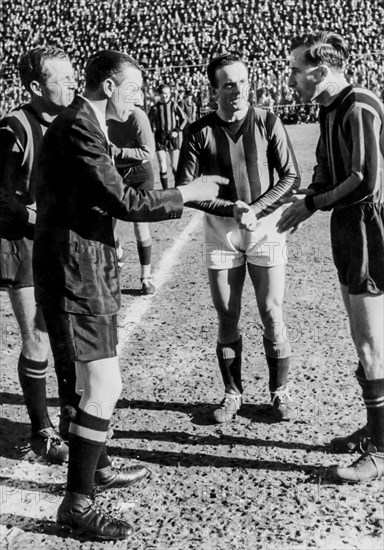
[176,107,300,218]
[0,104,49,239]
[309,85,384,210]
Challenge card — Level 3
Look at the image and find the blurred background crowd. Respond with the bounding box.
[1,0,383,123]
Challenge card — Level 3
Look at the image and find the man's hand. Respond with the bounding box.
[178,175,229,203]
[110,144,122,158]
[280,187,315,205]
[233,200,258,231]
[170,131,179,139]
[277,196,313,233]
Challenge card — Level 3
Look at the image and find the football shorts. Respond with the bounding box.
[154,131,182,151]
[117,161,155,191]
[331,202,384,295]
[42,309,118,362]
[203,208,287,269]
[0,237,34,288]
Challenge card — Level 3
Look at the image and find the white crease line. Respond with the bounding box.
[117,210,204,354]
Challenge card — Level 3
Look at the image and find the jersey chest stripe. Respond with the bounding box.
[245,122,264,200]
[211,125,236,195]
[227,136,251,203]
[160,104,166,132]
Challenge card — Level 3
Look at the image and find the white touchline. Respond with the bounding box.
[117,210,204,355]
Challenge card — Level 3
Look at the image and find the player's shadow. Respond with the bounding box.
[121,288,143,296]
[111,428,328,454]
[0,391,60,407]
[115,398,297,426]
[0,514,93,542]
[107,444,332,481]
[0,418,31,460]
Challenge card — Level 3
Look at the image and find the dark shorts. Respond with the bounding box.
[117,162,155,191]
[331,203,384,295]
[154,131,181,152]
[42,309,118,362]
[0,237,34,289]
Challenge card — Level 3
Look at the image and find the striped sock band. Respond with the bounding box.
[67,408,110,496]
[216,337,243,394]
[263,337,291,393]
[17,353,51,432]
[362,378,384,452]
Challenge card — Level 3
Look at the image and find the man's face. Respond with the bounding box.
[288,46,319,103]
[160,87,171,103]
[106,66,143,122]
[215,61,249,114]
[39,58,77,111]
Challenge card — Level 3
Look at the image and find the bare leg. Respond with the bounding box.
[248,264,292,420]
[8,286,49,361]
[156,150,168,189]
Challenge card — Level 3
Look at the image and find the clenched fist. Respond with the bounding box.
[233,200,258,231]
[178,175,229,203]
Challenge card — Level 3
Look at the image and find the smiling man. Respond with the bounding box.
[0,47,77,464]
[176,52,300,425]
[33,50,228,541]
[278,32,384,483]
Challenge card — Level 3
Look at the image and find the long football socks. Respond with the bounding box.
[361,376,384,452]
[160,171,168,189]
[67,408,110,497]
[18,353,51,432]
[263,336,291,394]
[216,337,243,394]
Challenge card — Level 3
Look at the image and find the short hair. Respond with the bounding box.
[19,46,69,93]
[207,52,247,88]
[290,32,349,71]
[85,50,141,91]
[157,83,171,94]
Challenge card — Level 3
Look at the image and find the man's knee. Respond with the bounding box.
[215,306,240,327]
[21,330,50,361]
[88,369,122,404]
[260,304,285,340]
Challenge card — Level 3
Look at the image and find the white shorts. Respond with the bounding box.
[203,209,287,270]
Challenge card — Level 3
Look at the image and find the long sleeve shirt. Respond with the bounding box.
[107,107,155,169]
[176,107,300,218]
[309,85,384,211]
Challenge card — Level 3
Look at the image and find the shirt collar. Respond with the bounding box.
[80,95,109,141]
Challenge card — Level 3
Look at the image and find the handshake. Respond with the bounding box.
[233,200,258,231]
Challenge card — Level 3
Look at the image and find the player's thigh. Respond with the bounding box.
[156,150,168,171]
[208,265,246,319]
[169,149,180,170]
[248,263,286,323]
[339,283,355,337]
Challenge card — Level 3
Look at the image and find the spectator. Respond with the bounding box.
[1,0,383,118]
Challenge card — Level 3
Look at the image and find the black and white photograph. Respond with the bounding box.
[0,1,383,548]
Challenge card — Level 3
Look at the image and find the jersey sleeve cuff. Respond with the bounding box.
[304,194,318,212]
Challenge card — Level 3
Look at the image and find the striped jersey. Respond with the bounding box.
[148,100,188,134]
[309,85,384,209]
[0,104,49,238]
[176,107,300,218]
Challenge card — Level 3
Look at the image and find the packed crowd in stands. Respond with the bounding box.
[1,0,383,122]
